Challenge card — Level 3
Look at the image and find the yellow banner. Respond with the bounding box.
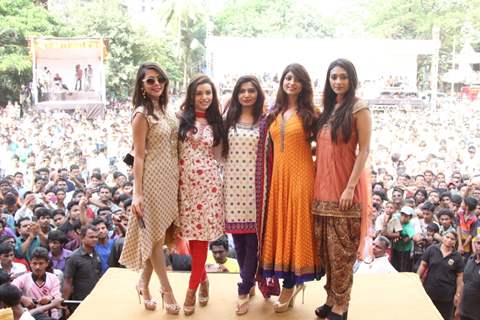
[30,38,108,60]
[34,38,103,49]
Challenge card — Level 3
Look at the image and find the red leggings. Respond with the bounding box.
[188,240,208,290]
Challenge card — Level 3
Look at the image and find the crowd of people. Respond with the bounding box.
[0,60,479,320]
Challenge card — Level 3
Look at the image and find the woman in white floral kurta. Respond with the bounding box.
[179,125,224,240]
[178,74,227,316]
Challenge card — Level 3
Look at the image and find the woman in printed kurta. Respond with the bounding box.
[119,62,180,315]
[223,75,265,315]
[178,75,227,316]
[258,63,319,313]
[313,59,372,320]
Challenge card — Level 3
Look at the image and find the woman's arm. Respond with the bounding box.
[454,272,464,307]
[417,260,428,282]
[339,108,372,210]
[131,113,148,218]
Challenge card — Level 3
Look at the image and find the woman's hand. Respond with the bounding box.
[132,194,144,219]
[339,187,354,211]
[453,294,461,309]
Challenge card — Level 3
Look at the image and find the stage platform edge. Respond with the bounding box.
[69,268,442,320]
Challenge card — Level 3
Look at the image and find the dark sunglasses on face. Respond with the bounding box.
[143,76,166,86]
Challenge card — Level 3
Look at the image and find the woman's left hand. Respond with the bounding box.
[339,187,354,211]
[454,294,460,308]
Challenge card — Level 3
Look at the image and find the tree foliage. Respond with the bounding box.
[365,0,480,73]
[159,0,207,87]
[213,0,335,38]
[0,0,67,105]
[51,0,180,100]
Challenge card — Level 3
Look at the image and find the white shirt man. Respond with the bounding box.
[356,236,398,274]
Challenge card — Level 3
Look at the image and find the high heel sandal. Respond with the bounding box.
[161,289,180,315]
[315,304,332,319]
[273,284,306,313]
[198,279,209,307]
[183,288,196,316]
[326,311,345,320]
[135,284,157,311]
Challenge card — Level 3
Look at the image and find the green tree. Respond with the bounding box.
[160,0,207,87]
[213,0,335,38]
[365,0,480,82]
[0,0,67,105]
[51,0,180,100]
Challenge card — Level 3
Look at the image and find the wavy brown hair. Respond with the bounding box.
[224,75,265,132]
[267,63,316,137]
[316,58,359,143]
[178,74,228,157]
[132,62,169,119]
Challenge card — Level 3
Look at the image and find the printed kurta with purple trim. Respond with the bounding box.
[224,123,259,234]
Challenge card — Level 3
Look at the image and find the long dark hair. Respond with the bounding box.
[267,63,316,136]
[317,58,359,143]
[224,75,265,132]
[178,74,227,156]
[132,62,169,119]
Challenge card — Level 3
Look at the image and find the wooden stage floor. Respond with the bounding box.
[70,268,442,320]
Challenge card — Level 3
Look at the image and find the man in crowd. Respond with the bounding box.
[15,217,41,262]
[356,236,397,274]
[93,185,120,214]
[0,282,63,320]
[47,230,72,273]
[205,235,239,272]
[0,243,26,279]
[13,247,62,319]
[63,225,101,312]
[59,199,88,242]
[391,187,405,211]
[91,218,114,275]
[392,206,415,272]
[2,191,18,230]
[457,197,478,259]
[34,207,52,244]
[458,235,480,320]
[12,172,27,199]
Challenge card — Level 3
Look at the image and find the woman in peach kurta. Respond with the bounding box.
[313,59,371,320]
[258,63,318,313]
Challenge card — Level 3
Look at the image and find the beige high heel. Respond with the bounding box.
[135,284,157,311]
[198,279,209,307]
[273,284,306,313]
[161,289,180,315]
[183,288,196,316]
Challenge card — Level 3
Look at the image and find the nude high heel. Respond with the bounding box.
[183,288,196,316]
[161,289,180,315]
[198,279,209,307]
[136,283,157,311]
[273,284,305,313]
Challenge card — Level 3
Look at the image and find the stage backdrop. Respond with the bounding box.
[29,37,107,118]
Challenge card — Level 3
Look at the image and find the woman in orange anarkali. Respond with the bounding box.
[258,63,319,313]
[313,59,372,320]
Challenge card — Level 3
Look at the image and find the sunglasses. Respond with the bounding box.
[142,76,166,86]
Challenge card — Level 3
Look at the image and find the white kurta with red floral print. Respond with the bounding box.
[178,125,224,241]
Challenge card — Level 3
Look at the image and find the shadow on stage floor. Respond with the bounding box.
[69,268,442,320]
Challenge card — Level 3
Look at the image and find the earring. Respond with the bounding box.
[142,88,146,99]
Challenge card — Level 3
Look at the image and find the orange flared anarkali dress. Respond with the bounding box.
[259,113,318,283]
